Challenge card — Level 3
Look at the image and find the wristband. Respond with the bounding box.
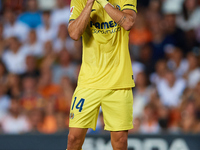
[96,0,109,8]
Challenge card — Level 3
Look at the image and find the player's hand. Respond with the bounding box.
[96,0,108,8]
[87,0,95,5]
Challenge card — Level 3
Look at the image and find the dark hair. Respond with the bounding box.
[182,2,189,20]
[182,0,197,21]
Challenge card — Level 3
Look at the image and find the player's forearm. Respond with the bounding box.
[104,4,136,31]
[68,1,94,41]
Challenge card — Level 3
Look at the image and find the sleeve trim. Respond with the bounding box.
[123,4,135,7]
[69,19,75,23]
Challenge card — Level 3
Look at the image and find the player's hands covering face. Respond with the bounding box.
[87,0,95,5]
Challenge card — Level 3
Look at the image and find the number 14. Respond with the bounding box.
[71,97,85,112]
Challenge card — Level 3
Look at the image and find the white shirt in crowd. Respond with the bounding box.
[157,78,186,107]
[131,61,145,80]
[3,21,30,42]
[0,95,10,113]
[140,122,160,134]
[36,26,57,44]
[167,59,189,77]
[53,37,75,53]
[150,73,164,86]
[132,88,152,119]
[51,6,70,29]
[2,47,28,74]
[177,7,200,31]
[22,41,43,57]
[187,68,200,88]
[1,114,30,134]
[38,0,56,10]
[53,64,77,84]
[0,95,10,122]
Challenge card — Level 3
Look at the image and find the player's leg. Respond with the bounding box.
[110,131,128,150]
[67,128,88,150]
[101,88,133,149]
[67,87,101,149]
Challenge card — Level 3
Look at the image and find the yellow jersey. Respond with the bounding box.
[69,0,137,89]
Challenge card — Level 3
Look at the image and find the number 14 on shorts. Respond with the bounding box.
[71,97,85,112]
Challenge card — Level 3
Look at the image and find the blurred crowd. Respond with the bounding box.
[0,0,200,135]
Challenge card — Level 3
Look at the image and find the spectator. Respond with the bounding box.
[54,76,73,113]
[51,0,70,30]
[3,9,30,42]
[1,98,30,134]
[2,37,28,74]
[157,70,186,107]
[146,0,161,20]
[0,85,10,122]
[53,24,75,53]
[184,52,200,88]
[23,30,43,57]
[0,23,4,38]
[157,104,170,133]
[53,49,77,84]
[133,72,152,119]
[129,117,141,133]
[167,47,188,77]
[181,101,198,133]
[150,16,173,63]
[129,13,152,46]
[177,0,200,31]
[140,103,160,134]
[163,12,187,53]
[38,0,56,10]
[7,74,21,98]
[138,44,154,75]
[22,55,40,78]
[36,10,56,45]
[37,68,60,99]
[28,108,44,133]
[168,108,181,133]
[131,59,145,80]
[39,99,57,134]
[18,0,42,29]
[0,61,8,87]
[0,35,5,57]
[55,112,69,133]
[40,41,56,70]
[20,75,43,111]
[150,59,167,86]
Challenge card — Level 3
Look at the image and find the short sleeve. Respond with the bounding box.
[69,0,83,22]
[121,0,137,13]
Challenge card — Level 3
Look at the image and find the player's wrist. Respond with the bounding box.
[86,0,95,7]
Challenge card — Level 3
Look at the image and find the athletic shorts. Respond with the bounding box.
[69,87,133,131]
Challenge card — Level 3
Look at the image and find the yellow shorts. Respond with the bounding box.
[69,87,133,131]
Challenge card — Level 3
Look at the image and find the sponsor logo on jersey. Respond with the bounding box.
[70,112,74,119]
[90,20,117,29]
[116,5,121,10]
[70,6,74,17]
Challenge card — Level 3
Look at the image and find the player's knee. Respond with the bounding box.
[68,134,82,146]
[118,136,127,145]
[113,136,127,149]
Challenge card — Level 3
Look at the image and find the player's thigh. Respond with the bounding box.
[101,88,133,131]
[69,87,101,130]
